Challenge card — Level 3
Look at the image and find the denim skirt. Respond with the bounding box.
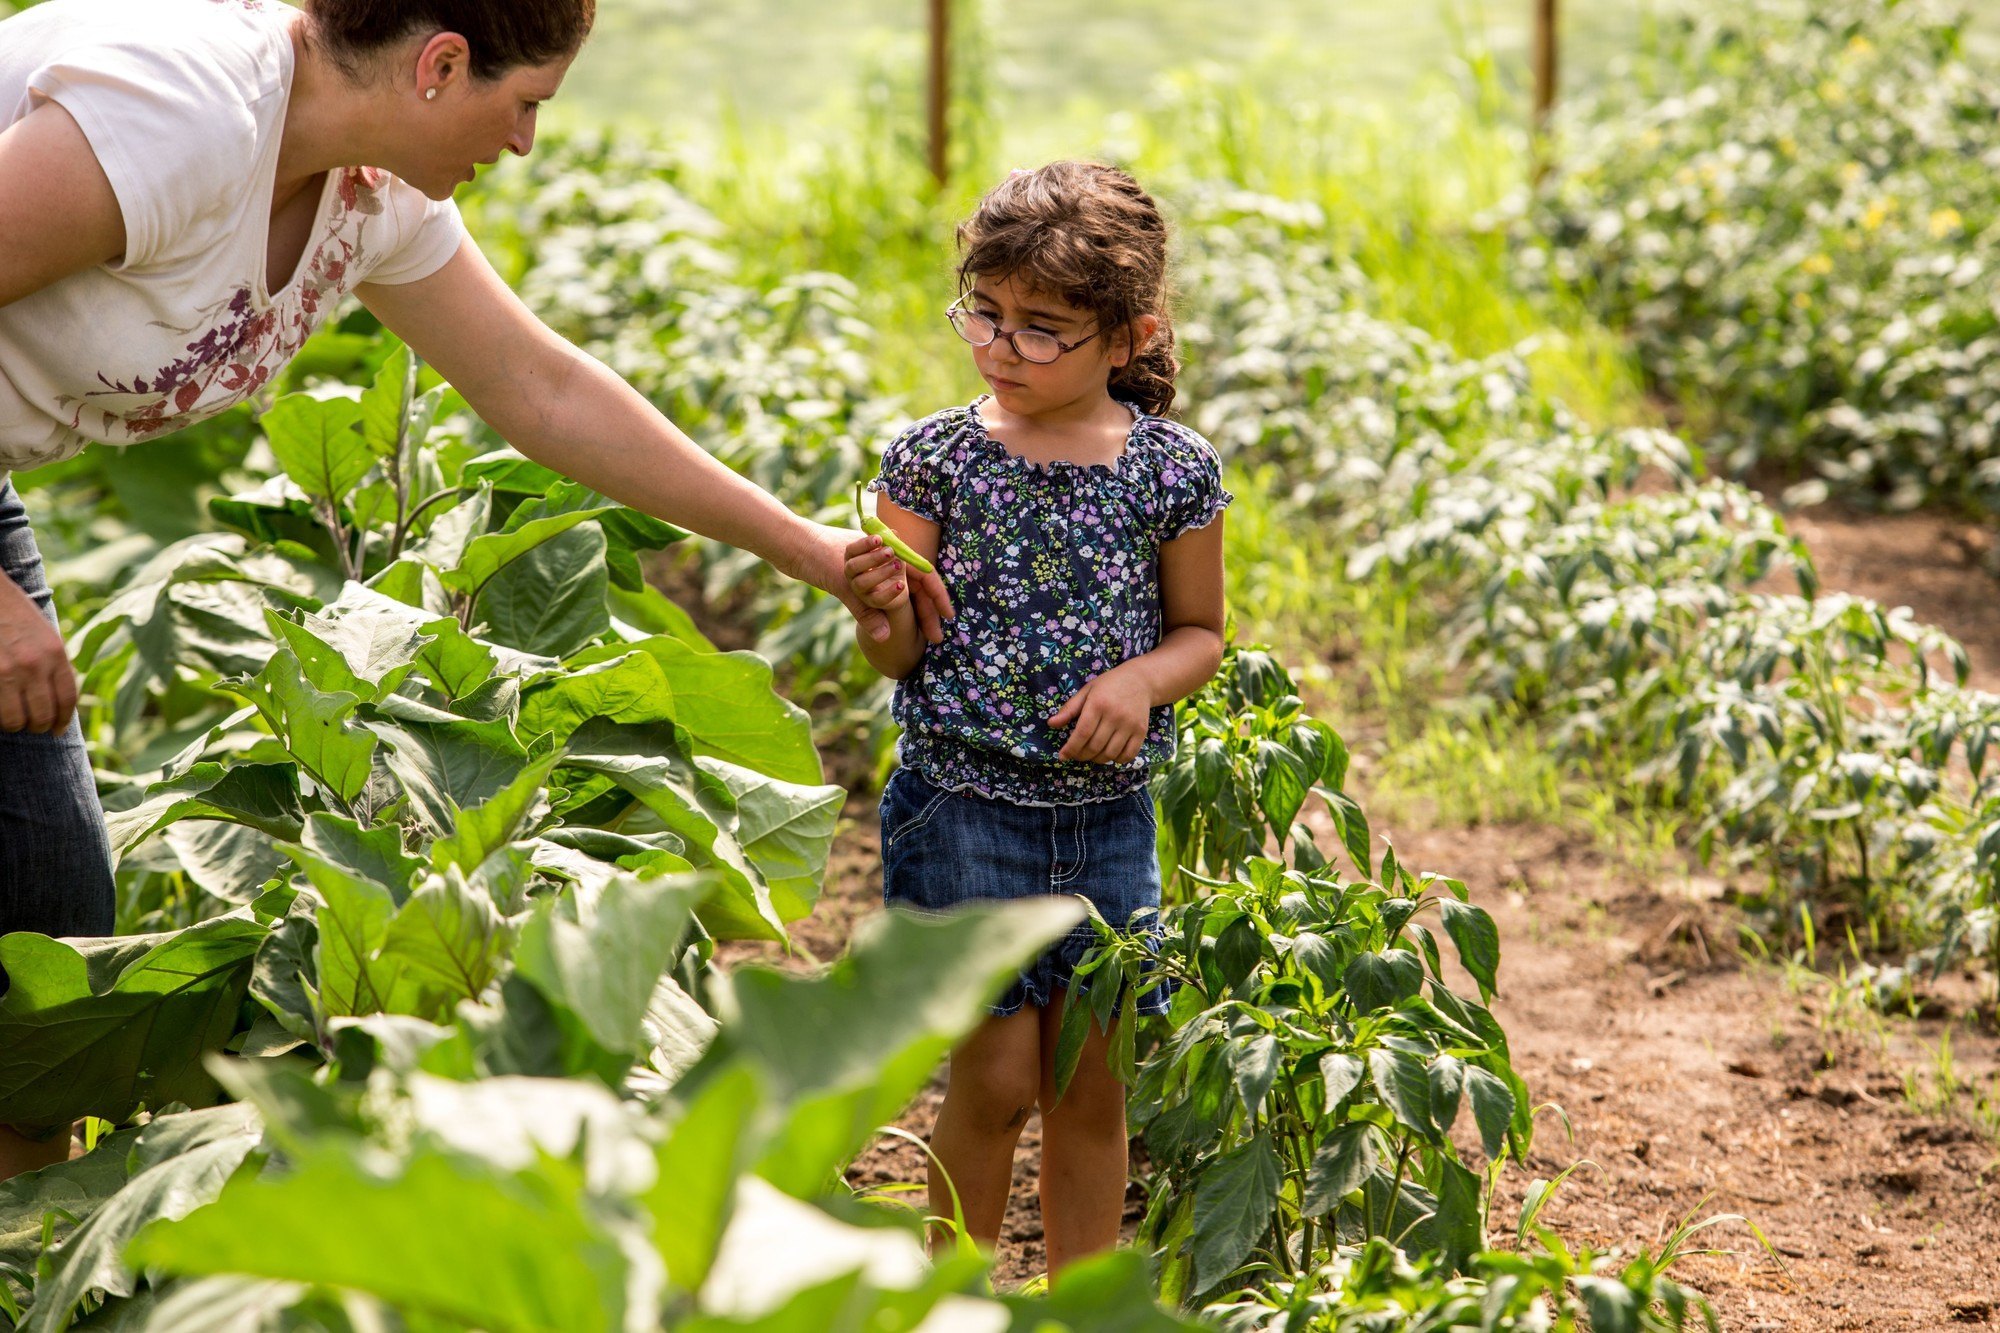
[879,763,1172,1018]
[0,480,116,946]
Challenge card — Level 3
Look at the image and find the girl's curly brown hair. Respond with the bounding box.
[956,161,1179,418]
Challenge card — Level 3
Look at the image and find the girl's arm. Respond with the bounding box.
[358,242,955,645]
[845,496,939,680]
[1048,516,1226,764]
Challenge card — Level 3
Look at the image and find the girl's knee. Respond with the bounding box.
[946,1047,1042,1132]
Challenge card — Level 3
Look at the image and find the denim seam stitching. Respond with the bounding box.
[885,786,953,847]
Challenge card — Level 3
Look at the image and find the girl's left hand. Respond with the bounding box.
[1048,667,1152,764]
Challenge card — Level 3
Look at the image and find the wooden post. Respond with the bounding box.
[1531,0,1558,184]
[928,0,950,187]
[1532,0,1559,131]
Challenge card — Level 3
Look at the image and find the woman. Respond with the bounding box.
[0,0,950,1175]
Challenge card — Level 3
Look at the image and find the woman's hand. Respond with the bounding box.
[0,578,77,734]
[1048,665,1152,764]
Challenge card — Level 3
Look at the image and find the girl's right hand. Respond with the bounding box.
[0,577,77,734]
[844,534,910,611]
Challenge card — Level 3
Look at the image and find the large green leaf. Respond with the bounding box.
[525,636,820,785]
[706,899,1083,1195]
[0,917,267,1129]
[1366,1047,1435,1138]
[127,1148,642,1333]
[1302,1122,1378,1217]
[371,716,528,837]
[234,653,378,808]
[430,756,559,875]
[1342,948,1424,1014]
[1437,898,1501,1003]
[698,759,843,923]
[558,721,782,941]
[18,1106,263,1333]
[1462,1064,1517,1162]
[438,487,614,598]
[997,1249,1200,1332]
[105,764,303,860]
[646,1063,759,1292]
[261,393,369,506]
[160,822,286,904]
[1189,1132,1282,1293]
[513,875,704,1056]
[267,586,446,701]
[478,522,610,658]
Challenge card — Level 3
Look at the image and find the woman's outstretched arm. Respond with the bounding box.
[359,239,954,644]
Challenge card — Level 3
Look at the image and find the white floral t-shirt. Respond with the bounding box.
[0,0,467,482]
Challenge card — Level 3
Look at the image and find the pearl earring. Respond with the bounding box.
[424,87,438,101]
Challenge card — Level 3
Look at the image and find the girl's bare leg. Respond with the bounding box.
[1036,991,1129,1278]
[928,1006,1043,1254]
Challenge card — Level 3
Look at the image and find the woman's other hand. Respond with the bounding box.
[0,578,76,734]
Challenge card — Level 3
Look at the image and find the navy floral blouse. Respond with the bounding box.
[870,395,1233,806]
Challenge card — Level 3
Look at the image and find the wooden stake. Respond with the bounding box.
[1533,0,1559,131]
[928,0,950,186]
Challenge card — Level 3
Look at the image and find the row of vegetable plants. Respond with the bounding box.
[1171,185,1999,1004]
[1531,0,2000,516]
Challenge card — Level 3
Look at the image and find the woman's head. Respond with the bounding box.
[301,0,594,198]
[954,161,1178,417]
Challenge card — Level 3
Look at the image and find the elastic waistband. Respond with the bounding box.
[900,730,1148,807]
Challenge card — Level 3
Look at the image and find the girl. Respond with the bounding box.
[844,161,1230,1274]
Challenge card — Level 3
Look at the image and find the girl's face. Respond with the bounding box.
[962,274,1151,417]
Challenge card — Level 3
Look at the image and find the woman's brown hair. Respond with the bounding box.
[956,161,1179,417]
[303,0,595,80]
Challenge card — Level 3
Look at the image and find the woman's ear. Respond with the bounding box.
[1111,314,1162,369]
[416,31,472,98]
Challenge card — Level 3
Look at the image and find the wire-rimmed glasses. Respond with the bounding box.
[946,297,1100,364]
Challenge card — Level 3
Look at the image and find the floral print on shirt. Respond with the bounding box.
[57,166,388,443]
[870,395,1232,806]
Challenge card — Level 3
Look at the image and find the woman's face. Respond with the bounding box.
[397,44,575,200]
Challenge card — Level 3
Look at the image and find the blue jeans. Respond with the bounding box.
[0,481,116,949]
[880,763,1172,1017]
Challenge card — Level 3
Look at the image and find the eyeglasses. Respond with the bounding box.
[946,297,1100,364]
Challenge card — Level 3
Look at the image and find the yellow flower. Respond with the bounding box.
[1840,162,1865,186]
[1929,208,1964,238]
[1778,135,1799,157]
[1794,291,1814,310]
[1847,35,1874,57]
[1802,253,1834,276]
[1862,198,1894,232]
[1819,80,1847,103]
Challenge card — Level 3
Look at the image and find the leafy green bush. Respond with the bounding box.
[1536,0,2000,511]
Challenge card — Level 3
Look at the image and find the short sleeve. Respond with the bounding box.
[359,188,469,286]
[28,49,258,270]
[868,415,954,525]
[1155,426,1233,542]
